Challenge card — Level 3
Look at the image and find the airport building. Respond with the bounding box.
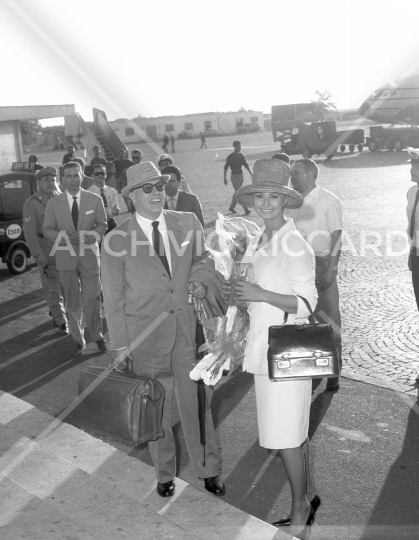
[0,105,75,174]
[110,110,264,143]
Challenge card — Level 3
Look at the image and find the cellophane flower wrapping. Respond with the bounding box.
[189,214,261,385]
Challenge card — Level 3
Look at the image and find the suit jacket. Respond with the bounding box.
[164,191,204,227]
[43,189,107,271]
[101,211,206,356]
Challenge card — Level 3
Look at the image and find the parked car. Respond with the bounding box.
[0,163,37,273]
[178,130,194,139]
[237,122,261,134]
[203,128,220,137]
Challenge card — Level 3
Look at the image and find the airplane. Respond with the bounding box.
[359,74,419,124]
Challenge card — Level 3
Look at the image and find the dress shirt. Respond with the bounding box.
[135,211,172,272]
[165,192,180,210]
[285,185,342,256]
[66,189,81,211]
[88,184,119,217]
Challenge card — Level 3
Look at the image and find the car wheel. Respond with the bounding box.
[358,144,364,152]
[340,145,346,152]
[349,144,355,153]
[302,148,313,158]
[7,246,28,274]
[368,140,378,152]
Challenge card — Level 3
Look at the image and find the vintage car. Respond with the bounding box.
[0,163,37,273]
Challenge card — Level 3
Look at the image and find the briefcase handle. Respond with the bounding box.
[283,295,318,325]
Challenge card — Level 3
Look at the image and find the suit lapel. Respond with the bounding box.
[78,190,88,230]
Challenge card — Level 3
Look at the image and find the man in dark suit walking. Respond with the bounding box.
[43,161,108,355]
[161,165,204,227]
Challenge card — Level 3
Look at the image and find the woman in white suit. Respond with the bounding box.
[232,158,320,539]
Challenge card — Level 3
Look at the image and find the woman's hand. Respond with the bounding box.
[234,279,265,303]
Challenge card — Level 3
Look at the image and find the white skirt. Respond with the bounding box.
[254,375,311,449]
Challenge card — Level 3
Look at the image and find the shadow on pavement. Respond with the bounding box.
[0,289,45,325]
[360,395,419,540]
[0,262,37,282]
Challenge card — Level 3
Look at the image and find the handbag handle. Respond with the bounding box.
[283,295,318,325]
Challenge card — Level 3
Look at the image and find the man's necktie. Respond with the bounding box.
[100,188,108,208]
[152,221,171,277]
[71,196,78,230]
[168,197,176,210]
[410,189,419,239]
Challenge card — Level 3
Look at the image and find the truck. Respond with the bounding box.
[271,104,364,158]
[279,121,365,159]
[0,163,37,274]
[366,125,419,152]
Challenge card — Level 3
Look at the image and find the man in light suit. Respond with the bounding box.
[161,165,204,227]
[43,161,108,355]
[101,161,225,498]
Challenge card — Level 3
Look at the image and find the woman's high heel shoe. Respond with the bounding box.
[294,504,315,540]
[272,494,321,527]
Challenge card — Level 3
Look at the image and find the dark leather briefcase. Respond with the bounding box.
[76,359,165,444]
[267,296,339,382]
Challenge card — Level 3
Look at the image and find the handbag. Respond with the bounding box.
[76,358,165,444]
[267,296,339,382]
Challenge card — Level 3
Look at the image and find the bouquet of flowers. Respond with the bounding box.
[189,214,261,385]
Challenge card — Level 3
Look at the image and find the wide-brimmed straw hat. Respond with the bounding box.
[236,158,303,208]
[121,161,169,197]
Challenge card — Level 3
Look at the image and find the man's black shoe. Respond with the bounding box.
[244,209,251,215]
[204,476,225,496]
[157,481,175,497]
[229,208,237,213]
[59,323,69,335]
[73,342,85,355]
[326,377,340,391]
[96,339,108,352]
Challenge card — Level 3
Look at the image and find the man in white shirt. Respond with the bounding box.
[287,158,342,391]
[88,164,119,233]
[43,162,108,355]
[101,161,225,499]
[406,148,419,383]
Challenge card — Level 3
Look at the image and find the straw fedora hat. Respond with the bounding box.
[236,158,303,208]
[121,161,169,197]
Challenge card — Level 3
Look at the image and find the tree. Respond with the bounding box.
[20,120,43,146]
[312,90,337,120]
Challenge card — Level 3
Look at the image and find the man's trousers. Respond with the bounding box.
[59,264,103,346]
[314,255,342,370]
[130,318,219,484]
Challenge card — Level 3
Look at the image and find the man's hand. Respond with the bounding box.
[224,178,228,186]
[111,346,131,368]
[111,207,120,216]
[318,267,337,290]
[188,281,207,300]
[35,253,47,265]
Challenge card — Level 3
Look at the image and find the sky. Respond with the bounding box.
[1,0,419,126]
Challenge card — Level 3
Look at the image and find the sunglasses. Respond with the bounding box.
[133,180,166,194]
[94,172,106,176]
